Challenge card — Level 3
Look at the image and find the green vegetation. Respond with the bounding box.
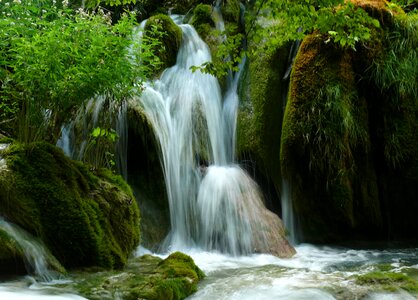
[251,0,381,50]
[0,142,140,269]
[356,271,418,294]
[277,1,417,241]
[237,43,289,193]
[191,4,214,39]
[72,252,205,300]
[0,0,159,144]
[367,13,418,168]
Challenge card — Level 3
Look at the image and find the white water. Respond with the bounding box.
[184,245,418,299]
[281,180,297,244]
[0,218,56,281]
[136,19,284,255]
[1,244,417,299]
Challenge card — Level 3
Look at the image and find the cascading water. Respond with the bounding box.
[280,37,302,245]
[0,218,56,281]
[136,19,291,256]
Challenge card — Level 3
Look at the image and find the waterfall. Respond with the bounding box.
[280,38,302,244]
[115,101,128,180]
[0,218,56,281]
[136,20,284,255]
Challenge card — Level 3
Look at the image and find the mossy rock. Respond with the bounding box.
[280,32,383,242]
[221,0,241,24]
[72,252,205,300]
[356,271,418,295]
[0,142,140,270]
[357,12,418,240]
[236,38,290,212]
[279,1,417,243]
[144,14,183,75]
[191,4,215,40]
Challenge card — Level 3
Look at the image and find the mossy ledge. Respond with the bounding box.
[71,252,205,300]
[356,270,418,295]
[0,141,140,270]
[144,14,183,75]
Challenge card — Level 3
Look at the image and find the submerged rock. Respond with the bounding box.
[251,209,296,258]
[72,252,205,300]
[0,142,140,271]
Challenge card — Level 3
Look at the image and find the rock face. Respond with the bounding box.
[237,40,290,214]
[280,1,418,242]
[251,209,296,258]
[0,142,140,270]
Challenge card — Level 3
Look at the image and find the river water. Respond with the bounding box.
[1,244,417,299]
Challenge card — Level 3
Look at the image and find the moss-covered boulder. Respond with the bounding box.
[356,270,418,296]
[0,142,140,270]
[280,1,417,242]
[191,4,215,40]
[72,252,205,300]
[281,33,383,242]
[144,14,183,75]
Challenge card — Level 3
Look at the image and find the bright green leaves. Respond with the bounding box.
[318,3,380,49]
[91,127,118,142]
[191,26,245,78]
[87,127,118,169]
[252,0,381,51]
[0,0,158,143]
[84,0,137,8]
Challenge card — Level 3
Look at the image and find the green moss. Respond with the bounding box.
[72,252,205,300]
[222,0,240,24]
[191,4,214,39]
[237,42,289,194]
[280,33,383,241]
[144,14,182,75]
[356,271,418,294]
[0,142,140,270]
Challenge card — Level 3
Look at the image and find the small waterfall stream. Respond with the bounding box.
[0,218,56,281]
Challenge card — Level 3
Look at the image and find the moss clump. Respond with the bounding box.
[0,142,140,270]
[222,0,241,23]
[356,271,418,294]
[144,14,182,75]
[72,252,205,300]
[191,4,214,40]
